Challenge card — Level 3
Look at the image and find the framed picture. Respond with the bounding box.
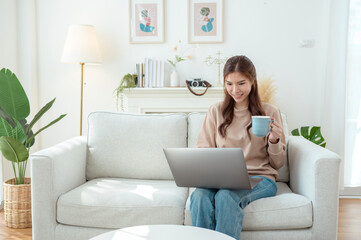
[129,0,164,43]
[188,0,223,43]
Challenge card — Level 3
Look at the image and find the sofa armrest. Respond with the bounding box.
[288,136,341,240]
[31,136,87,240]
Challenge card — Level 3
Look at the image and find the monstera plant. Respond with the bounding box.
[291,126,326,148]
[0,68,66,185]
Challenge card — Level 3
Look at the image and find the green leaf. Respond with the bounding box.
[27,114,67,144]
[0,68,30,120]
[26,98,56,135]
[0,136,28,162]
[291,126,326,148]
[0,117,27,143]
[300,126,310,140]
[291,129,300,136]
[0,107,16,128]
[19,119,35,147]
[114,74,137,98]
[167,59,175,67]
[309,127,325,146]
[175,55,184,62]
[309,126,319,139]
[0,117,12,138]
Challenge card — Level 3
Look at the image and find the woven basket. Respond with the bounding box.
[3,178,32,228]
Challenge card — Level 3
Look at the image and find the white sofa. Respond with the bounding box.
[31,112,341,240]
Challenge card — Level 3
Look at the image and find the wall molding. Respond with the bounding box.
[123,87,224,113]
[340,186,361,196]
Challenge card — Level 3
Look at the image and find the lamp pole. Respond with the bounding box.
[61,24,102,136]
[80,63,85,136]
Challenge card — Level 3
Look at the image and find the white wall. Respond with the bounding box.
[2,0,339,178]
[0,0,19,197]
[0,0,18,72]
[35,0,331,146]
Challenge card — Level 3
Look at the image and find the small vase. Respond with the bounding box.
[170,69,179,87]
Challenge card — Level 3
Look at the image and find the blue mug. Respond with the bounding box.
[252,116,274,137]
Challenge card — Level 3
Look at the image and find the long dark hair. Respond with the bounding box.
[218,55,265,137]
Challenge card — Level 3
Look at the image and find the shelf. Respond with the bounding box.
[121,87,224,113]
[123,87,224,97]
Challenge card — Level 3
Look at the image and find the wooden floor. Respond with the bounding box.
[0,209,32,240]
[338,198,361,239]
[0,198,360,240]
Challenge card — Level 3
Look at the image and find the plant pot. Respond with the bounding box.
[3,178,32,228]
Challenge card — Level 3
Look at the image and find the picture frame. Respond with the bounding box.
[187,0,223,43]
[129,0,164,43]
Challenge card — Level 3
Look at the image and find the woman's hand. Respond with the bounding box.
[268,118,283,144]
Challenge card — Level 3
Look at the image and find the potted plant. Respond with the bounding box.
[0,68,66,228]
[291,126,326,147]
[114,73,137,112]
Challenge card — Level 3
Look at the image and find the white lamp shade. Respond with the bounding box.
[61,24,102,64]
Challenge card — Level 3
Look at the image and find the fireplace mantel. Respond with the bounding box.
[123,87,224,113]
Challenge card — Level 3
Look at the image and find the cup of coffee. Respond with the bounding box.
[252,116,274,137]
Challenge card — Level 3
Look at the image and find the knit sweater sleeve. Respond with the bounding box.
[266,107,286,170]
[196,105,217,148]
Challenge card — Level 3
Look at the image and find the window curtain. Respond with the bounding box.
[321,0,349,190]
[0,0,19,207]
[345,0,361,188]
[0,0,39,204]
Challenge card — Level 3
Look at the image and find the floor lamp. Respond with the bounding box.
[61,24,102,136]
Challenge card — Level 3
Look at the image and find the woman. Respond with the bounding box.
[190,55,286,240]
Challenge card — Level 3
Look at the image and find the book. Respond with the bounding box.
[157,60,161,88]
[144,58,149,88]
[136,63,140,87]
[152,59,157,87]
[160,61,164,87]
[149,59,153,88]
[139,63,144,87]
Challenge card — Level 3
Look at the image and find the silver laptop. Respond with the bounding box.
[163,148,262,190]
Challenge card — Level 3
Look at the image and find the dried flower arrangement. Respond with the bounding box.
[258,75,277,104]
[167,40,197,70]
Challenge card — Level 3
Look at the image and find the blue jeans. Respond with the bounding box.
[190,176,277,240]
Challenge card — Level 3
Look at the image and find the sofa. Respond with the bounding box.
[31,111,341,240]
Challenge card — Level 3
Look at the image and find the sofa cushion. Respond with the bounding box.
[184,182,312,230]
[187,112,290,182]
[87,112,187,180]
[57,178,188,229]
[187,113,206,148]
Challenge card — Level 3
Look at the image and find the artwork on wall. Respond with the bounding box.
[188,0,223,43]
[129,0,164,43]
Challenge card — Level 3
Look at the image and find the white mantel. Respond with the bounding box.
[123,87,224,113]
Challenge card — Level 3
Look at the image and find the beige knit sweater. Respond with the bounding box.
[197,102,286,182]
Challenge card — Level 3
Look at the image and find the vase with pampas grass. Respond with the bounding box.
[258,75,277,104]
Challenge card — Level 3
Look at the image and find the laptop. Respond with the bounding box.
[163,148,262,190]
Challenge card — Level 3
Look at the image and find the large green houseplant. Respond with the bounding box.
[0,68,66,228]
[0,68,66,184]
